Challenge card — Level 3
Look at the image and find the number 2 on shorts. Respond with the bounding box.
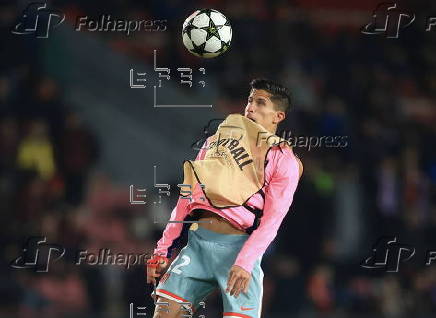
[171,255,191,274]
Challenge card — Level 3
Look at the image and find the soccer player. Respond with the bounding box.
[146,79,303,318]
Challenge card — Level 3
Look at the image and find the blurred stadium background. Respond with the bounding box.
[1,0,436,317]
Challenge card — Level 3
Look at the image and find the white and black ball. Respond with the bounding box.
[182,9,232,58]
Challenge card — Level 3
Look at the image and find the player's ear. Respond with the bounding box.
[274,111,286,125]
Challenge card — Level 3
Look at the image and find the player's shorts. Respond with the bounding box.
[155,225,264,318]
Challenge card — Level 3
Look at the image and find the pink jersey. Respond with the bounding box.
[154,138,302,273]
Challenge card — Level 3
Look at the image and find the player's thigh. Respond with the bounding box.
[155,236,217,308]
[218,259,264,318]
[152,296,186,318]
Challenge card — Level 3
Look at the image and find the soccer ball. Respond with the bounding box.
[182,9,232,58]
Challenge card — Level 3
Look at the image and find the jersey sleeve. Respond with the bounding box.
[234,149,302,273]
[153,138,209,257]
[153,196,190,257]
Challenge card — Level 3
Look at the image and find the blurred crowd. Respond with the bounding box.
[1,0,436,318]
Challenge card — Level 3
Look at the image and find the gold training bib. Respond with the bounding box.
[182,114,290,208]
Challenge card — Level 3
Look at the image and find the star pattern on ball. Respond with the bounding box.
[219,42,230,54]
[191,41,207,57]
[183,19,197,37]
[202,18,220,41]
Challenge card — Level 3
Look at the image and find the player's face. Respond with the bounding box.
[244,89,284,133]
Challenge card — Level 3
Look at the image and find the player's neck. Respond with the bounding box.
[265,124,277,135]
[257,121,277,134]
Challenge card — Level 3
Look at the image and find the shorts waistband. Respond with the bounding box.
[190,225,249,244]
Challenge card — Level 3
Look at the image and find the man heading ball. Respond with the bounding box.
[147,79,303,318]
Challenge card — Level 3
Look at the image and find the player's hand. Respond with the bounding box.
[226,265,251,298]
[146,255,168,285]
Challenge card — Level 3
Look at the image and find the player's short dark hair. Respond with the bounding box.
[249,78,291,115]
